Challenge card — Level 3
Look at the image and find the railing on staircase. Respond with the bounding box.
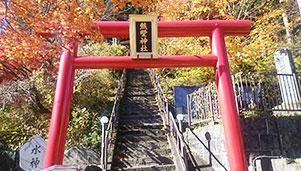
[148,69,189,171]
[101,69,126,171]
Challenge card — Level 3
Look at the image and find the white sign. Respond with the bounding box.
[274,49,299,104]
[20,135,47,171]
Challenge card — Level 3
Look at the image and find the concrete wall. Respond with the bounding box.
[184,118,301,171]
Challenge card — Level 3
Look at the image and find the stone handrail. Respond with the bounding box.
[101,69,126,171]
[148,69,188,171]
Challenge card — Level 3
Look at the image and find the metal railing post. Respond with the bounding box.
[259,75,267,116]
[187,95,191,127]
[177,114,184,157]
[293,72,301,102]
[100,116,109,170]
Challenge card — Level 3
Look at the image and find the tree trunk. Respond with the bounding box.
[297,0,301,16]
[282,11,292,43]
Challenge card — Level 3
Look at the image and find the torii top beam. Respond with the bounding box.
[40,20,251,38]
[94,20,251,38]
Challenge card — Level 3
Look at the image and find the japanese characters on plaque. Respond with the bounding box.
[136,22,152,53]
[130,15,158,59]
[20,135,47,171]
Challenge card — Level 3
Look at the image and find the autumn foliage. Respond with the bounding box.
[147,0,301,87]
[0,0,156,82]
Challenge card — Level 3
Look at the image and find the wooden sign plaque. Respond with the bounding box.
[129,15,158,60]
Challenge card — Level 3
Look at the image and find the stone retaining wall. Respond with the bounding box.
[184,118,301,171]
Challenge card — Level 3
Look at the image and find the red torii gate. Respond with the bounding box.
[43,20,251,171]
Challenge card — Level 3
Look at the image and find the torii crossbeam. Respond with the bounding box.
[43,20,251,171]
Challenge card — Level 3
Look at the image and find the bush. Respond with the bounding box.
[0,69,55,150]
[0,42,127,153]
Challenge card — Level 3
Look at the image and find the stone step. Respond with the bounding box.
[122,104,158,108]
[119,114,161,121]
[120,100,158,104]
[123,100,157,104]
[126,83,152,86]
[112,164,176,171]
[114,147,172,158]
[122,96,157,101]
[115,138,170,148]
[112,156,175,169]
[124,89,154,93]
[112,69,175,171]
[118,124,164,131]
[125,85,154,89]
[127,70,150,74]
[121,100,158,105]
[116,133,167,142]
[118,120,163,127]
[120,108,159,114]
[119,116,162,124]
[124,96,155,99]
[118,119,162,125]
[121,97,157,101]
[126,81,153,86]
[115,139,170,151]
[119,113,160,117]
[121,98,157,104]
[124,92,156,96]
[125,85,154,88]
[119,112,161,117]
[117,128,167,137]
[113,147,172,159]
[127,74,150,79]
[126,80,152,85]
[120,103,158,107]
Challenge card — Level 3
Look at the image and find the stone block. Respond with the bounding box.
[243,133,260,150]
[42,165,78,171]
[63,146,101,166]
[270,150,281,156]
[294,150,301,158]
[241,118,267,134]
[266,118,278,134]
[280,133,299,149]
[282,150,296,158]
[277,118,298,135]
[297,119,301,132]
[260,134,279,149]
[271,158,287,171]
[186,119,301,171]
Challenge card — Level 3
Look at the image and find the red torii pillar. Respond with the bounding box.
[43,20,251,171]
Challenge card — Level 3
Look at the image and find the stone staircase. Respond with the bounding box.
[111,69,176,171]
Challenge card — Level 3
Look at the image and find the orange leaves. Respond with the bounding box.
[0,2,5,20]
[1,31,58,62]
[1,0,158,81]
[112,8,118,13]
[111,0,155,11]
[0,30,61,81]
